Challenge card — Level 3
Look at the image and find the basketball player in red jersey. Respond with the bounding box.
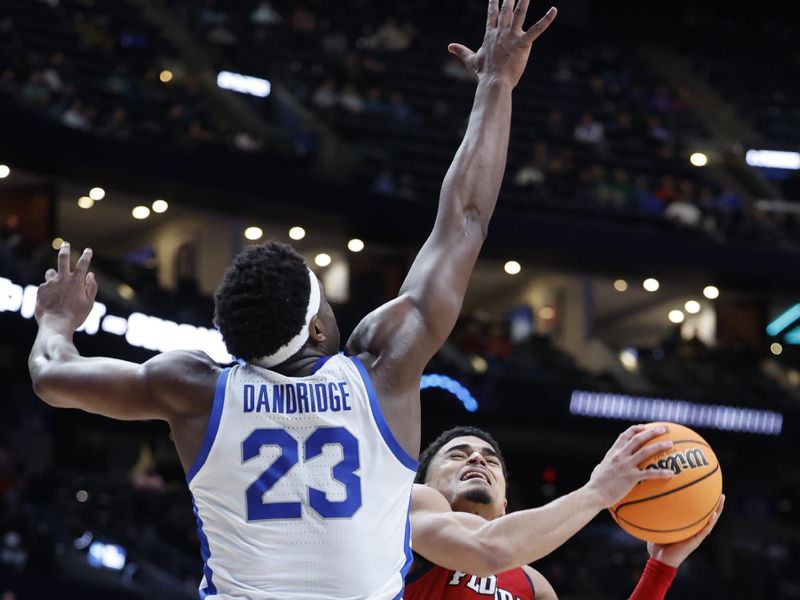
[406,426,724,599]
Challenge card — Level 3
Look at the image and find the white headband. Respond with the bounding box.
[253,267,321,368]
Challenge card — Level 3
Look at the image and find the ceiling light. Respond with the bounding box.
[117,284,135,301]
[703,285,719,299]
[504,260,521,275]
[347,238,364,252]
[613,279,628,292]
[470,355,488,373]
[132,206,150,220]
[0,165,10,178]
[619,348,638,371]
[643,278,660,292]
[684,300,701,314]
[690,152,708,167]
[51,237,64,250]
[89,187,105,200]
[77,196,94,209]
[668,310,685,324]
[315,253,331,267]
[244,226,263,240]
[538,306,555,320]
[770,342,783,356]
[159,70,173,83]
[289,226,306,240]
[152,199,168,213]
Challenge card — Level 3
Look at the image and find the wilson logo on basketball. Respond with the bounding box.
[644,448,709,475]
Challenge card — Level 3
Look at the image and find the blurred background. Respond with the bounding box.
[1,0,798,597]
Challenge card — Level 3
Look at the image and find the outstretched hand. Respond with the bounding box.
[448,0,557,88]
[586,424,676,509]
[34,242,98,332]
[648,494,725,568]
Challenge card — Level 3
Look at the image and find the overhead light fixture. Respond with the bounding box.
[132,206,150,220]
[538,306,555,320]
[684,300,701,314]
[51,237,64,250]
[89,187,105,200]
[347,238,364,252]
[703,285,719,299]
[0,164,10,178]
[504,260,521,275]
[619,348,638,371]
[217,70,271,98]
[77,196,95,209]
[668,309,685,324]
[613,279,628,292]
[289,226,306,241]
[315,253,332,267]
[746,149,800,170]
[770,342,783,356]
[159,70,173,83]
[643,278,660,292]
[690,152,708,167]
[152,199,168,213]
[244,226,263,241]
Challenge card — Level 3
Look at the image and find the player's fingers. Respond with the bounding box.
[85,272,98,301]
[613,424,647,449]
[627,425,668,452]
[57,241,71,274]
[631,439,673,464]
[74,247,93,278]
[524,6,557,42]
[448,43,476,66]
[693,494,725,540]
[512,0,530,30]
[486,0,499,29]
[638,466,674,480]
[498,0,513,28]
[44,268,57,281]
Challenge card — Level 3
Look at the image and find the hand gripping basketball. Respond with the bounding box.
[610,422,724,544]
[586,424,676,509]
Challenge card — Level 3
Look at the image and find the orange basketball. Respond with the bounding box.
[609,422,722,544]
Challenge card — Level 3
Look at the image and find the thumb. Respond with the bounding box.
[448,43,475,65]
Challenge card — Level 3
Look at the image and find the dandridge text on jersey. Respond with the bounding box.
[242,381,353,414]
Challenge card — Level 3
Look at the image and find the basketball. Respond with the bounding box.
[610,422,723,544]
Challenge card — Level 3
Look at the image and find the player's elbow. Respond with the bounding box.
[30,365,68,408]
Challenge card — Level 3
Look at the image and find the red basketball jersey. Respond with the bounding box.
[405,558,535,600]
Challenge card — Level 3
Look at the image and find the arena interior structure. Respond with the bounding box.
[1,0,799,598]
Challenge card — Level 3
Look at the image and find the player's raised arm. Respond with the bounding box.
[347,2,555,367]
[28,242,218,422]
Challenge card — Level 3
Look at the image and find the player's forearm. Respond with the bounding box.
[438,77,513,235]
[482,483,606,570]
[29,323,81,405]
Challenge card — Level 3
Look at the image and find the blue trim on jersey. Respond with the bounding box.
[186,367,231,483]
[192,499,217,598]
[392,498,414,600]
[311,355,332,374]
[523,566,536,596]
[348,356,419,471]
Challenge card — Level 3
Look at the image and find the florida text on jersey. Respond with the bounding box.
[405,558,535,600]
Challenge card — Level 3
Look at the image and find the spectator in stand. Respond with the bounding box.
[573,113,605,147]
[654,175,679,204]
[311,79,338,111]
[250,1,282,26]
[339,83,364,114]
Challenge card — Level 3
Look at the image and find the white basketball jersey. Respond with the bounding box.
[187,354,418,600]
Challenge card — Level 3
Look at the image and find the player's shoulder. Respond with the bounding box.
[144,350,221,400]
[411,483,452,513]
[521,564,557,600]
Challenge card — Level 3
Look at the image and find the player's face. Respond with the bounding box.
[314,280,340,354]
[425,436,507,518]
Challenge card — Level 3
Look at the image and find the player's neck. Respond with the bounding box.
[269,348,331,377]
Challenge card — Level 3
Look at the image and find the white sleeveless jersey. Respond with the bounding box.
[187,354,418,600]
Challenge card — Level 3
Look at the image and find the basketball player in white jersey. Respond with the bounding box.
[28,1,557,598]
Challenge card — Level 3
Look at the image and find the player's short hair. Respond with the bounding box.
[214,241,311,361]
[415,426,508,484]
